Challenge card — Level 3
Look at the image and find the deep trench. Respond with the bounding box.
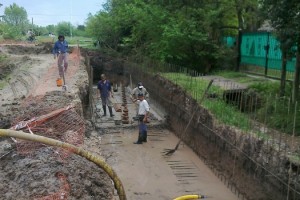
[84,52,298,200]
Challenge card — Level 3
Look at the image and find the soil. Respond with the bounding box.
[0,43,240,200]
[0,43,113,200]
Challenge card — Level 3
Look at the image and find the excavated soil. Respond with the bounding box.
[0,146,113,200]
[0,44,114,200]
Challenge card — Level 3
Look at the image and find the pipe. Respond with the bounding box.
[0,129,126,200]
[173,194,206,200]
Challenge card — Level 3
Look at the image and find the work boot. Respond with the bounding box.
[108,106,114,117]
[132,116,139,121]
[102,106,107,116]
[134,132,143,144]
[142,131,147,142]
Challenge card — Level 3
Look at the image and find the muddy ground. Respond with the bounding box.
[0,44,239,200]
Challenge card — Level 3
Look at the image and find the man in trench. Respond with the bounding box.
[131,82,149,120]
[134,93,150,144]
[97,74,114,117]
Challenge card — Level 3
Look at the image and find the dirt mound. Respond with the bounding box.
[0,91,114,199]
[3,44,52,55]
[0,44,115,199]
[0,146,113,200]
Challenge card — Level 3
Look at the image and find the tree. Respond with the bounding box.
[46,25,56,34]
[77,25,85,31]
[86,12,121,49]
[86,0,260,73]
[260,0,300,101]
[2,3,29,30]
[56,21,73,36]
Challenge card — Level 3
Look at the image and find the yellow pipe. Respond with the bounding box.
[173,194,204,200]
[0,129,126,200]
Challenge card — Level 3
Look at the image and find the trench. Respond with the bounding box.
[0,44,293,199]
[84,51,297,200]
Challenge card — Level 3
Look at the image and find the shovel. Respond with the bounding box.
[163,79,214,156]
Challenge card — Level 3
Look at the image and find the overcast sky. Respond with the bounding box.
[0,0,106,26]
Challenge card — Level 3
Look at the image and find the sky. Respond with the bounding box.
[0,0,106,26]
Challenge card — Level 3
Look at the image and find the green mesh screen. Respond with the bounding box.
[240,32,296,72]
[224,33,296,72]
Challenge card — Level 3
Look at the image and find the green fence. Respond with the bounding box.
[225,32,297,74]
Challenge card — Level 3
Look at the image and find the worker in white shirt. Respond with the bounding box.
[134,93,150,144]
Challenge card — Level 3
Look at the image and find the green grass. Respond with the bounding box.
[35,36,96,48]
[240,65,294,80]
[160,71,299,139]
[161,70,300,137]
[0,81,6,90]
[203,98,251,131]
[248,81,279,95]
[214,70,248,79]
[213,70,270,85]
[162,73,253,133]
[287,154,300,165]
[0,54,8,62]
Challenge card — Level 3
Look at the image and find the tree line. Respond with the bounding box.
[86,0,300,101]
[0,1,299,101]
[0,3,87,40]
[86,0,260,71]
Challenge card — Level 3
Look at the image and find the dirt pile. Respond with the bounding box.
[3,43,53,55]
[0,45,114,199]
[0,146,113,200]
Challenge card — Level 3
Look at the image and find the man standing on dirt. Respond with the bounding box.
[134,93,150,144]
[53,35,68,81]
[97,74,114,117]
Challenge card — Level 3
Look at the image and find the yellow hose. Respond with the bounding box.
[0,129,126,200]
[173,194,203,200]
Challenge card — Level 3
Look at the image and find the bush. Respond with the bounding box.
[2,26,22,40]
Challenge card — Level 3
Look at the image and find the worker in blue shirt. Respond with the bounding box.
[53,35,68,79]
[97,74,114,117]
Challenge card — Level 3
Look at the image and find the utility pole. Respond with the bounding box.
[70,0,73,39]
[236,28,242,72]
[264,32,270,76]
[0,3,3,22]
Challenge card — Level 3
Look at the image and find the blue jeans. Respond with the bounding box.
[138,116,147,142]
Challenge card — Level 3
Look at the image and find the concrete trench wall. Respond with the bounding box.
[88,52,298,200]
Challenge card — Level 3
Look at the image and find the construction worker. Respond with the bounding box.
[53,35,68,81]
[134,93,150,144]
[131,82,149,120]
[131,82,149,100]
[97,74,114,117]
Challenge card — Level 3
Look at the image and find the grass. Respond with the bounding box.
[34,36,96,49]
[214,70,248,79]
[203,98,251,131]
[213,70,271,85]
[240,65,295,80]
[0,54,9,90]
[161,70,299,139]
[162,72,253,133]
[0,54,8,62]
[287,154,300,165]
[0,81,6,90]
